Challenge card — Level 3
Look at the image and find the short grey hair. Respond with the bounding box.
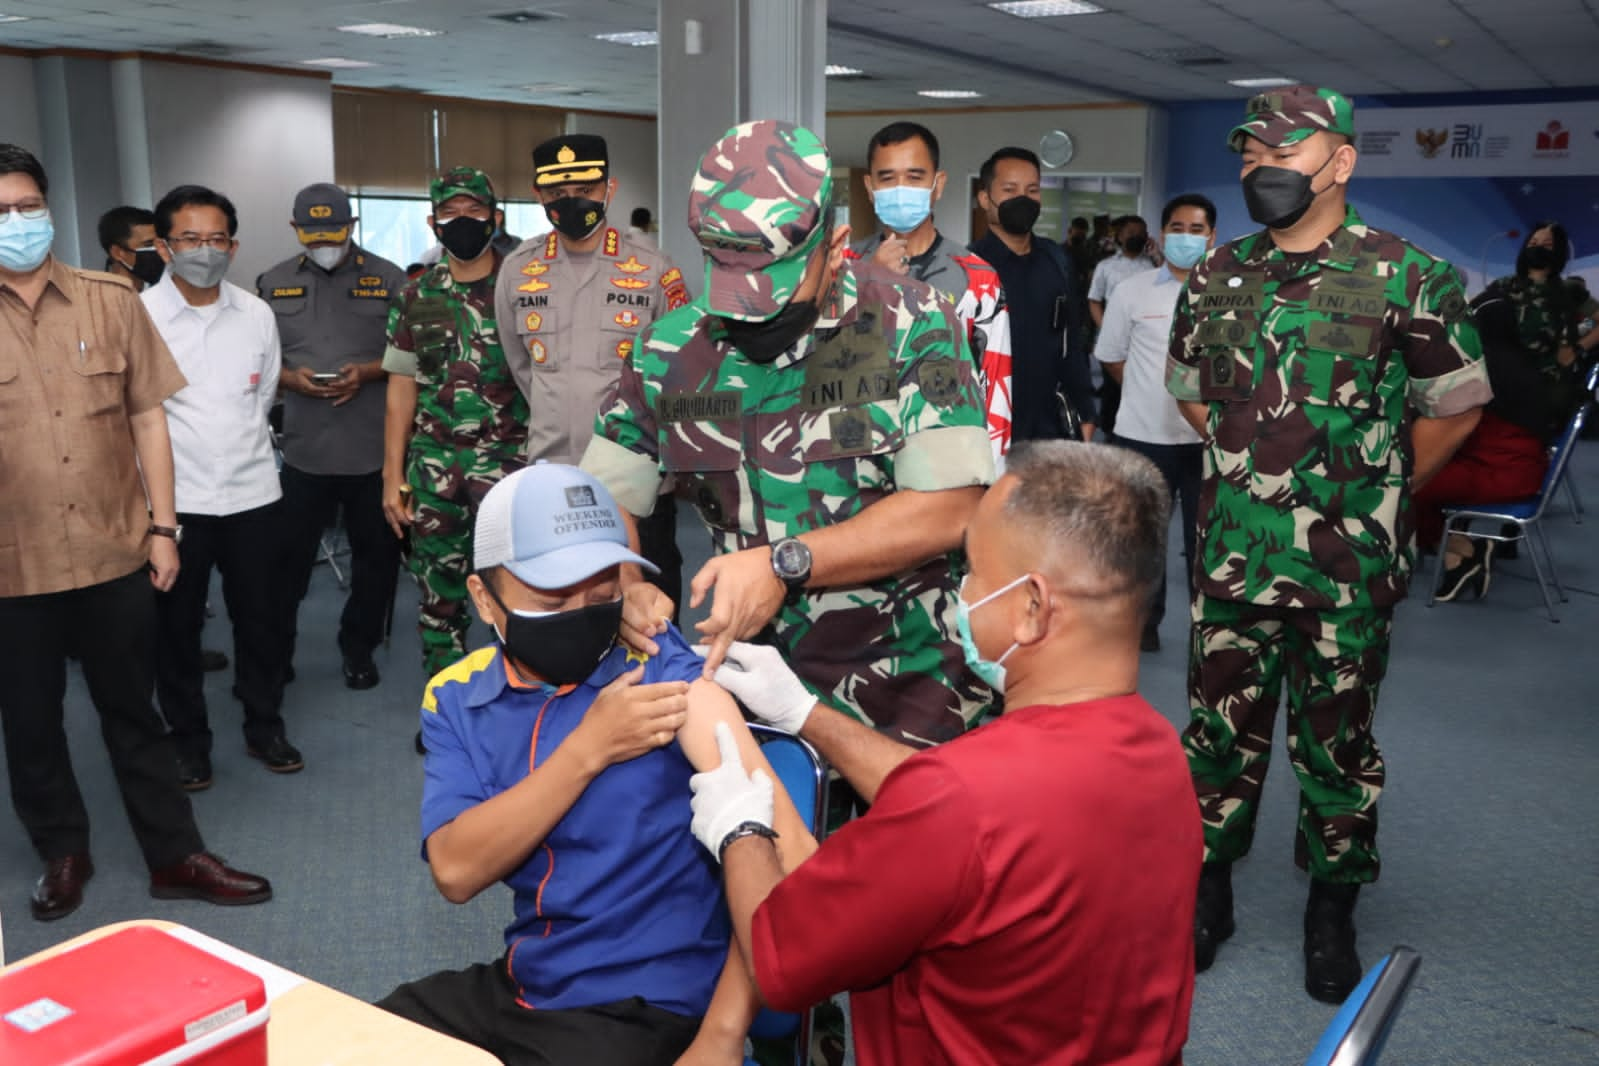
[1001,441,1171,607]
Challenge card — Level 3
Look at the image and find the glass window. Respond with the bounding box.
[352,195,553,269]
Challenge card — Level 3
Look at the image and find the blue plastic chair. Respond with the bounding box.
[1305,946,1422,1066]
[1554,362,1599,521]
[1427,401,1589,621]
[744,724,828,1066]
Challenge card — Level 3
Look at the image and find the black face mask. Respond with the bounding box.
[1242,149,1337,230]
[545,195,607,241]
[129,248,166,287]
[436,215,494,262]
[995,195,1041,236]
[486,582,624,686]
[1522,246,1558,272]
[1122,233,1148,255]
[721,299,820,365]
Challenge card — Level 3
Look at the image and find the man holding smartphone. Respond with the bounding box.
[258,183,408,691]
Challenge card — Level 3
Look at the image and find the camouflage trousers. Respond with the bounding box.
[406,444,521,678]
[1183,593,1391,884]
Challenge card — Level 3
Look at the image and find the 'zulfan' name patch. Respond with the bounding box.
[269,287,305,299]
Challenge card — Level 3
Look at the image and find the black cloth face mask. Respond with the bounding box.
[545,196,607,241]
[1242,148,1337,230]
[721,299,821,365]
[485,580,624,687]
[436,215,495,261]
[1521,246,1558,272]
[996,195,1042,236]
[129,248,166,287]
[1122,233,1148,255]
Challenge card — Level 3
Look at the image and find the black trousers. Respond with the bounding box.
[156,502,290,759]
[278,464,401,664]
[377,961,700,1066]
[1118,437,1203,628]
[0,569,204,868]
[637,494,683,624]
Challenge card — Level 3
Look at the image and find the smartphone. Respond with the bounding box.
[311,371,342,385]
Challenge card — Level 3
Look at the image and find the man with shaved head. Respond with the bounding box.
[686,441,1201,1064]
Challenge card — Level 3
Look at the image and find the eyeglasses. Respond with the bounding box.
[165,234,233,252]
[0,202,48,221]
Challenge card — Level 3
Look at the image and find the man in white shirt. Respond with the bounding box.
[143,185,301,791]
[1096,194,1216,653]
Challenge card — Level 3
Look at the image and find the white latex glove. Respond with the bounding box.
[693,640,817,734]
[690,722,775,863]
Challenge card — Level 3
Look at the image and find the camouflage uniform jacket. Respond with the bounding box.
[382,257,528,463]
[583,261,996,744]
[1482,274,1578,379]
[1166,205,1491,611]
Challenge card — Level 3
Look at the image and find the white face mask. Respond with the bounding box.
[306,242,349,272]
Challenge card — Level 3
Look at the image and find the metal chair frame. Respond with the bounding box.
[1427,402,1589,622]
[1305,945,1422,1066]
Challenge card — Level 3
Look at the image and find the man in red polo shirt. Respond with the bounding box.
[688,440,1201,1065]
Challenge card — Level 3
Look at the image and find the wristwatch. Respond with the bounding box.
[770,537,812,592]
[149,523,183,544]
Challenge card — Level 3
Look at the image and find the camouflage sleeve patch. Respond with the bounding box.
[1168,264,1205,369]
[1166,355,1201,402]
[1408,357,1492,418]
[896,425,994,492]
[381,342,418,377]
[1404,259,1486,388]
[580,435,664,517]
[898,298,986,436]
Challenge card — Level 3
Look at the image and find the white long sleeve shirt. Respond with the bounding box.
[142,275,282,516]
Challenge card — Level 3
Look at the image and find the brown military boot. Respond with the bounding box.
[1193,861,1235,973]
[1304,879,1364,1003]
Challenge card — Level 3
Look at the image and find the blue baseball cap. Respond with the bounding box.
[472,462,657,590]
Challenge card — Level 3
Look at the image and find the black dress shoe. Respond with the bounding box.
[177,754,213,792]
[150,852,272,906]
[246,736,304,774]
[1193,861,1235,974]
[1304,880,1363,1003]
[343,653,380,690]
[31,853,94,921]
[201,648,229,672]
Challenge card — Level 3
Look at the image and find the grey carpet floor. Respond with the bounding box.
[3,451,1596,1064]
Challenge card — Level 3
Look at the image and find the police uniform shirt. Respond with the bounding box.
[257,246,406,476]
[496,227,690,465]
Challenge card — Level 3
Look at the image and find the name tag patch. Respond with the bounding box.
[659,390,739,423]
[269,287,305,299]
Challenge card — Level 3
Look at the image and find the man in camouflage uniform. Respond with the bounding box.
[1166,86,1491,1003]
[497,133,691,609]
[381,167,528,680]
[581,120,995,752]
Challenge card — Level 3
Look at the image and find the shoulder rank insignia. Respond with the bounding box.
[603,228,619,257]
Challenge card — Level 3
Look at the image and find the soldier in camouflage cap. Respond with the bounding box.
[582,118,996,757]
[1166,86,1491,1002]
[381,166,529,695]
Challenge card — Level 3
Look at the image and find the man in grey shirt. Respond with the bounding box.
[258,183,407,690]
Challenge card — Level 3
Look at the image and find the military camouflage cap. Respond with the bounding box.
[430,166,496,208]
[1228,85,1355,152]
[688,119,834,322]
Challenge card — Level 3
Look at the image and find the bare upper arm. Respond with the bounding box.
[680,678,818,869]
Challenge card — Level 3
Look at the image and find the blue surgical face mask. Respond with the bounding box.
[0,211,55,273]
[1163,232,1209,270]
[872,185,933,234]
[954,574,1028,693]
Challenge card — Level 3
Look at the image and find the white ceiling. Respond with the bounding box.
[0,0,1595,113]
